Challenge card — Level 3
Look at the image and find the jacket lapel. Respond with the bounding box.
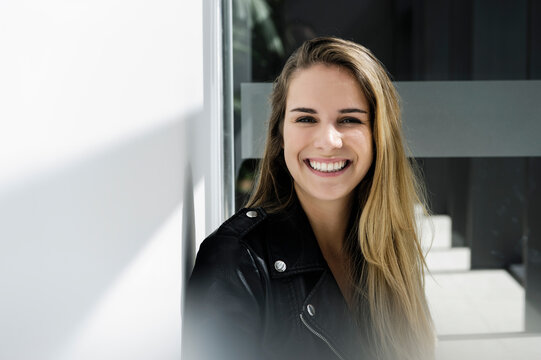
[300,270,365,360]
[264,203,365,360]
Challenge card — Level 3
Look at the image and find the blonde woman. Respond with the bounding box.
[182,37,435,360]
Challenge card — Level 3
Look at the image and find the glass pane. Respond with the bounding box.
[228,0,541,357]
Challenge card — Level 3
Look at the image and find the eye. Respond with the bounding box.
[295,116,317,123]
[339,117,363,124]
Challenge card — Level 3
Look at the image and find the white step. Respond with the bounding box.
[436,336,541,360]
[425,270,525,335]
[425,247,471,272]
[415,205,453,250]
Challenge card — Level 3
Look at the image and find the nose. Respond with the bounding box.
[314,123,343,150]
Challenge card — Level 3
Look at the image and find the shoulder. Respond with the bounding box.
[186,207,273,316]
[199,207,268,256]
[183,208,271,360]
[208,207,267,242]
[192,207,270,278]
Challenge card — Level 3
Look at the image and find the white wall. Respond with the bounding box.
[0,1,219,359]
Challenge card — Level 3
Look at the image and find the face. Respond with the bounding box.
[283,63,373,207]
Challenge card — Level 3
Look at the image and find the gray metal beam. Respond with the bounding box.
[241,81,541,158]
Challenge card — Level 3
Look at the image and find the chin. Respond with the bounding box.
[303,185,354,203]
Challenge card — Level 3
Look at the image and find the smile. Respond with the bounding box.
[305,159,350,174]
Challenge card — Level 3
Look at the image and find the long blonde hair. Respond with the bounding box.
[246,37,435,360]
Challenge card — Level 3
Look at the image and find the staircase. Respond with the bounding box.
[416,209,541,359]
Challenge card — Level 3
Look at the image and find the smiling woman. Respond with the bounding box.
[182,37,435,360]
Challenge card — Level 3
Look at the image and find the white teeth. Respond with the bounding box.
[308,160,347,173]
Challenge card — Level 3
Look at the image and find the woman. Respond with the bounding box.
[182,37,435,360]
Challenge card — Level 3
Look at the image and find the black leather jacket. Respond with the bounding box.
[182,203,368,360]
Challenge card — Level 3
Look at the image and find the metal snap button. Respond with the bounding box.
[307,304,316,317]
[246,210,258,218]
[274,260,286,272]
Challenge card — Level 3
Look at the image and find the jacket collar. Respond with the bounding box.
[264,201,327,279]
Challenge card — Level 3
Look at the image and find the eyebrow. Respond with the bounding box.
[289,107,368,114]
[290,107,317,114]
[340,108,368,114]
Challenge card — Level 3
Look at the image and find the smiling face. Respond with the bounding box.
[283,63,373,208]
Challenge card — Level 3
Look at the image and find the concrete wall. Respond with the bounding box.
[0,1,219,359]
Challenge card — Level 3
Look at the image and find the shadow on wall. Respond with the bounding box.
[181,163,196,316]
[0,112,201,360]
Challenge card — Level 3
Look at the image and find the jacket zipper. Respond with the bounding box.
[300,313,347,360]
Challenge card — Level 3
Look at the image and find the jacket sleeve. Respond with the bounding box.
[181,233,265,360]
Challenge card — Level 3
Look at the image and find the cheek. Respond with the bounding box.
[363,132,374,154]
[282,126,306,171]
[283,126,298,156]
[349,130,374,162]
[283,139,296,167]
[349,130,371,147]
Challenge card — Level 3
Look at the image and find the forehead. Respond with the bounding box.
[286,63,367,110]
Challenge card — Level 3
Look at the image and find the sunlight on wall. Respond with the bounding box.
[0,1,205,359]
[0,0,203,192]
[57,205,183,360]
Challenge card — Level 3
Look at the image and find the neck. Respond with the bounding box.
[295,189,352,259]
